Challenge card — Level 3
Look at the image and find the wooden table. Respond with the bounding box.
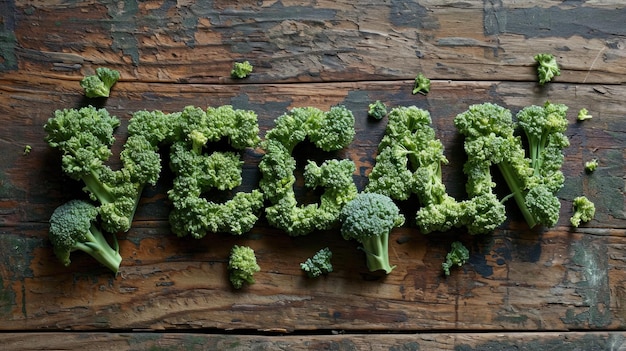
[1,1,625,349]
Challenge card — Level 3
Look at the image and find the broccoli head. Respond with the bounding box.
[339,193,405,274]
[442,241,470,276]
[534,53,560,85]
[301,247,333,278]
[48,200,122,274]
[368,100,388,120]
[80,67,120,98]
[228,245,260,289]
[571,196,596,227]
[231,61,253,79]
[412,73,430,95]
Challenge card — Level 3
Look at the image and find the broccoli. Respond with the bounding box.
[570,196,596,227]
[577,108,592,121]
[455,102,569,229]
[44,106,171,233]
[48,200,122,274]
[231,61,253,79]
[80,67,120,98]
[585,159,598,173]
[412,73,430,95]
[442,241,469,276]
[167,105,264,238]
[339,193,405,274]
[23,145,31,155]
[534,53,560,85]
[300,247,333,278]
[259,106,358,236]
[366,106,503,235]
[368,100,387,120]
[228,245,260,289]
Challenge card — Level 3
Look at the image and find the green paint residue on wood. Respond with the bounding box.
[106,0,140,65]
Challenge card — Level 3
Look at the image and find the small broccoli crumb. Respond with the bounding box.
[412,73,430,95]
[231,61,253,78]
[228,245,260,289]
[534,53,560,85]
[577,108,592,121]
[585,159,598,173]
[442,241,470,276]
[300,247,333,278]
[570,196,595,227]
[23,145,32,155]
[368,100,387,120]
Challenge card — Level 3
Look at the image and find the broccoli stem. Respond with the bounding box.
[81,171,116,205]
[496,161,537,228]
[78,224,122,273]
[360,232,396,274]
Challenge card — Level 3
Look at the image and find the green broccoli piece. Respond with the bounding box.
[44,106,171,233]
[48,200,122,274]
[412,73,430,95]
[455,102,569,229]
[167,106,264,238]
[368,100,387,120]
[442,241,469,276]
[300,247,333,278]
[570,196,595,227]
[577,108,592,121]
[231,61,253,79]
[80,67,120,98]
[534,53,560,85]
[259,106,357,236]
[585,159,598,173]
[23,145,32,155]
[228,245,260,289]
[339,193,405,274]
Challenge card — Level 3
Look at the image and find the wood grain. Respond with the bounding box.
[1,0,625,349]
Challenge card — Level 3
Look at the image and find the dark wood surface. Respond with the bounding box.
[1,1,625,349]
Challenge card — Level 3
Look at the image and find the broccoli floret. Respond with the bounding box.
[570,196,596,227]
[368,100,387,120]
[534,53,560,85]
[412,73,430,95]
[442,241,469,276]
[80,67,120,98]
[300,247,333,278]
[44,106,170,233]
[231,61,253,79]
[585,159,598,173]
[23,145,31,155]
[339,193,405,274]
[577,108,592,121]
[228,245,260,289]
[455,102,569,229]
[48,200,122,274]
[167,106,264,238]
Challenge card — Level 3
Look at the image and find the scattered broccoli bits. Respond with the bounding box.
[412,73,430,95]
[80,67,120,98]
[231,60,253,78]
[442,241,469,276]
[300,247,333,278]
[228,245,261,289]
[570,196,595,227]
[577,108,592,121]
[23,144,31,155]
[534,53,560,85]
[368,100,388,120]
[585,159,598,173]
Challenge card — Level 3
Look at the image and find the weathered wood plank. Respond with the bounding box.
[2,331,626,350]
[2,1,625,84]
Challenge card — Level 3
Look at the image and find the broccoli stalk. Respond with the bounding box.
[340,193,405,274]
[228,245,260,289]
[49,200,122,273]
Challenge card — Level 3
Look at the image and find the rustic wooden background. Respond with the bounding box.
[1,0,625,350]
